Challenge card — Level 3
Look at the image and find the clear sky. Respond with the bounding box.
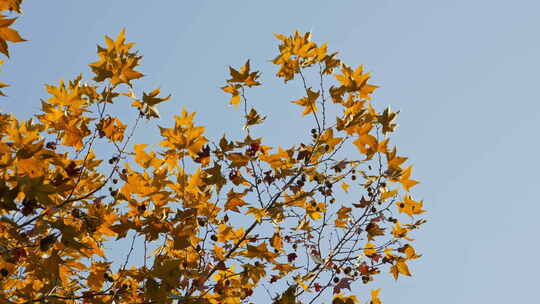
[3,0,540,303]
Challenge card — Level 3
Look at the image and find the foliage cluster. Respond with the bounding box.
[0,2,425,303]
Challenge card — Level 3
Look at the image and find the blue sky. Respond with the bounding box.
[3,0,540,303]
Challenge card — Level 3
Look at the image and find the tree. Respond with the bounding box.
[0,2,426,303]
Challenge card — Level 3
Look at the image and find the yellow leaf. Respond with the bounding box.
[247,207,267,223]
[395,195,425,217]
[305,201,324,220]
[380,188,398,201]
[227,60,261,87]
[353,134,377,155]
[399,166,420,192]
[364,242,376,256]
[396,259,411,276]
[294,275,309,291]
[336,206,351,220]
[386,147,407,169]
[341,182,350,193]
[270,233,283,251]
[0,0,23,13]
[230,94,241,106]
[390,265,399,280]
[392,221,414,241]
[370,288,382,304]
[0,15,25,57]
[242,242,278,262]
[225,189,248,212]
[292,88,319,116]
[404,245,422,260]
[273,263,298,276]
[274,33,287,41]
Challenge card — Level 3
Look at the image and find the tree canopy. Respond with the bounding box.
[0,1,425,303]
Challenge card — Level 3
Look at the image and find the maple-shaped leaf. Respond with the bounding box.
[134,88,171,118]
[386,146,408,169]
[142,88,171,106]
[225,189,248,212]
[353,196,371,208]
[0,15,25,57]
[228,60,261,87]
[292,88,319,116]
[247,207,268,223]
[245,107,266,129]
[399,244,422,260]
[378,107,399,134]
[273,263,298,277]
[219,135,235,153]
[333,278,352,294]
[390,258,412,280]
[334,64,378,99]
[242,242,277,263]
[272,31,329,81]
[89,29,144,85]
[395,195,425,217]
[399,165,420,192]
[392,221,414,241]
[96,117,126,142]
[319,128,343,152]
[203,163,227,193]
[366,222,385,240]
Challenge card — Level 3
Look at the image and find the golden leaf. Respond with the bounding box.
[364,242,376,256]
[291,88,319,116]
[0,14,25,57]
[396,195,425,217]
[399,165,420,192]
[370,288,382,304]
